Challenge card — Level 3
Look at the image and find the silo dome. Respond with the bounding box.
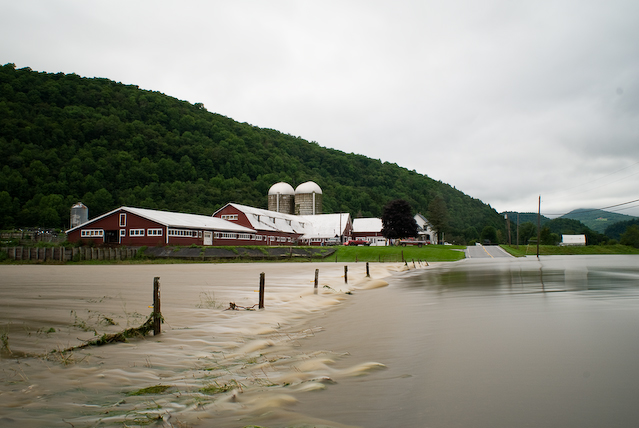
[268,182,295,214]
[268,182,295,195]
[295,181,322,195]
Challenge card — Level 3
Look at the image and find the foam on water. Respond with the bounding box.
[0,262,426,427]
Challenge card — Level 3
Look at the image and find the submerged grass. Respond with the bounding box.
[329,245,466,263]
[199,379,243,395]
[127,384,172,396]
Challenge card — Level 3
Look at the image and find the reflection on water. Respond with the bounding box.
[294,255,639,428]
[412,255,639,296]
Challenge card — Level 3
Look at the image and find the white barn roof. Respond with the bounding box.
[353,218,383,233]
[66,206,255,234]
[300,213,351,239]
[218,203,309,234]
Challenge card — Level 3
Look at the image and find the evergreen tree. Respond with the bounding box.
[427,194,449,244]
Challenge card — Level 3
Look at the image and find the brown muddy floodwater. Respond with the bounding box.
[2,256,639,428]
[292,255,639,428]
[0,262,403,428]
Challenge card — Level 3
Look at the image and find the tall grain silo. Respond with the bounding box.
[294,181,322,215]
[268,182,295,214]
[70,202,89,228]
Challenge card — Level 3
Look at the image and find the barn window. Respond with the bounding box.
[119,213,127,227]
[130,229,145,236]
[81,229,104,238]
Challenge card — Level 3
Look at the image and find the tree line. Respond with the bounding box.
[0,63,513,242]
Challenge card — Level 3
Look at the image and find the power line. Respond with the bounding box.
[541,198,639,217]
[545,161,639,197]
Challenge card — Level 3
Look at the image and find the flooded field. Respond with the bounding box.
[0,262,405,427]
[2,255,639,427]
[292,255,639,428]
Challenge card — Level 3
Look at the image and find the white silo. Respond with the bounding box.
[70,202,89,228]
[268,182,295,214]
[294,181,322,215]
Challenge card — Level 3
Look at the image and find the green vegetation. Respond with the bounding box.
[381,199,418,239]
[330,245,466,263]
[605,218,639,241]
[500,244,639,257]
[561,208,636,234]
[199,380,243,395]
[505,217,610,246]
[0,63,504,242]
[126,384,172,396]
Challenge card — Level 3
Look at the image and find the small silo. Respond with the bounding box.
[294,181,322,215]
[268,182,295,214]
[70,202,89,228]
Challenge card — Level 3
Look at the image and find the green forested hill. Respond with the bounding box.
[0,63,504,242]
[560,209,636,234]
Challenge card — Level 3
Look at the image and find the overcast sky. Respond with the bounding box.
[2,0,638,217]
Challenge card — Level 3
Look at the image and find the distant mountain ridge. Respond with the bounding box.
[560,209,636,234]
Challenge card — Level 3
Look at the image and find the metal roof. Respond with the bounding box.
[66,206,256,234]
[353,217,383,233]
[299,213,351,239]
[218,203,308,234]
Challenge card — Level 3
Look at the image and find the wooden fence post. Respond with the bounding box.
[366,262,370,277]
[259,272,265,309]
[314,269,319,294]
[153,277,161,335]
[344,265,348,284]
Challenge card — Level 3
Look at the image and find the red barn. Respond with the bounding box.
[66,206,256,246]
[212,203,305,245]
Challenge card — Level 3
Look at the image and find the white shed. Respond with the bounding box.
[560,234,586,246]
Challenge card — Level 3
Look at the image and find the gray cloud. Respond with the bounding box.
[2,0,638,216]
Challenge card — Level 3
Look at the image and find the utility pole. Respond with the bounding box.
[516,212,520,249]
[536,195,541,258]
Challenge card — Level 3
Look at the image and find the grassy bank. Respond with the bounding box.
[500,244,639,257]
[328,245,467,263]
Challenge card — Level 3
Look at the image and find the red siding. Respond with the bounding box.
[213,206,301,245]
[67,209,204,247]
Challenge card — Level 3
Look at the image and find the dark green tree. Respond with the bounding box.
[481,226,498,244]
[427,194,449,244]
[540,226,559,245]
[620,225,639,248]
[381,199,418,240]
[519,222,537,245]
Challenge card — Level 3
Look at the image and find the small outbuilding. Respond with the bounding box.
[352,218,387,246]
[560,234,586,246]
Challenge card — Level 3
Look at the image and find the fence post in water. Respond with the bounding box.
[259,272,265,309]
[366,262,370,277]
[413,259,416,268]
[153,277,161,335]
[314,269,319,294]
[344,265,348,284]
